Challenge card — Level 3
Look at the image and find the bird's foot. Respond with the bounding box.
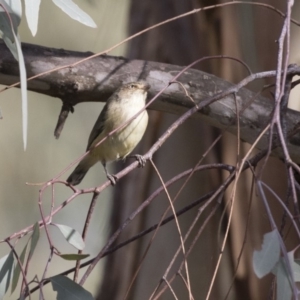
[130,154,146,168]
[107,173,117,186]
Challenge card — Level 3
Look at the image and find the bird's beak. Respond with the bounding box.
[143,83,150,91]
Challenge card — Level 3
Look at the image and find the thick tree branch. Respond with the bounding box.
[1,40,300,161]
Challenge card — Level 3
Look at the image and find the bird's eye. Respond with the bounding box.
[130,84,135,89]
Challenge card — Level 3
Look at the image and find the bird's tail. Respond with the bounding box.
[67,162,90,186]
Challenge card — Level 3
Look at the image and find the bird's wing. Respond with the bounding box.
[86,103,108,150]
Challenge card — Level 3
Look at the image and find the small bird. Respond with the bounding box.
[67,81,150,186]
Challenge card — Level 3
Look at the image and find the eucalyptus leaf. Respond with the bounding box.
[275,258,292,300]
[0,0,22,36]
[291,259,300,282]
[29,222,40,258]
[11,243,28,293]
[271,251,300,300]
[253,229,280,278]
[0,251,14,298]
[59,254,89,261]
[0,0,28,149]
[50,275,94,300]
[52,224,85,250]
[12,28,28,150]
[24,0,41,36]
[1,0,21,23]
[0,0,22,58]
[52,0,96,28]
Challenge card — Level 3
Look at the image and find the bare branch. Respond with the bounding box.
[1,40,300,162]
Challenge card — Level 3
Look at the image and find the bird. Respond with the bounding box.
[67,81,150,186]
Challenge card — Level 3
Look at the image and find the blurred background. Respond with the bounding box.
[0,0,300,299]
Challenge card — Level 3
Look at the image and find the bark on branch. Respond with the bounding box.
[1,40,300,162]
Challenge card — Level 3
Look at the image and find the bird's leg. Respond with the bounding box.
[102,162,117,186]
[128,154,147,168]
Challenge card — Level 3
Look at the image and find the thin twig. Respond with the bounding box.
[74,191,100,282]
[149,159,193,300]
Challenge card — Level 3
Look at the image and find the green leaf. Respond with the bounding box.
[275,258,292,300]
[59,254,89,261]
[0,0,28,150]
[291,260,300,282]
[0,251,14,298]
[12,28,28,150]
[0,0,22,43]
[52,224,85,251]
[29,222,40,258]
[11,243,28,293]
[253,229,280,278]
[294,259,300,266]
[52,0,96,28]
[50,275,94,300]
[24,0,41,36]
[1,0,21,24]
[272,251,300,300]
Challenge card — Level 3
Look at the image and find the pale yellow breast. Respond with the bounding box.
[89,92,148,163]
